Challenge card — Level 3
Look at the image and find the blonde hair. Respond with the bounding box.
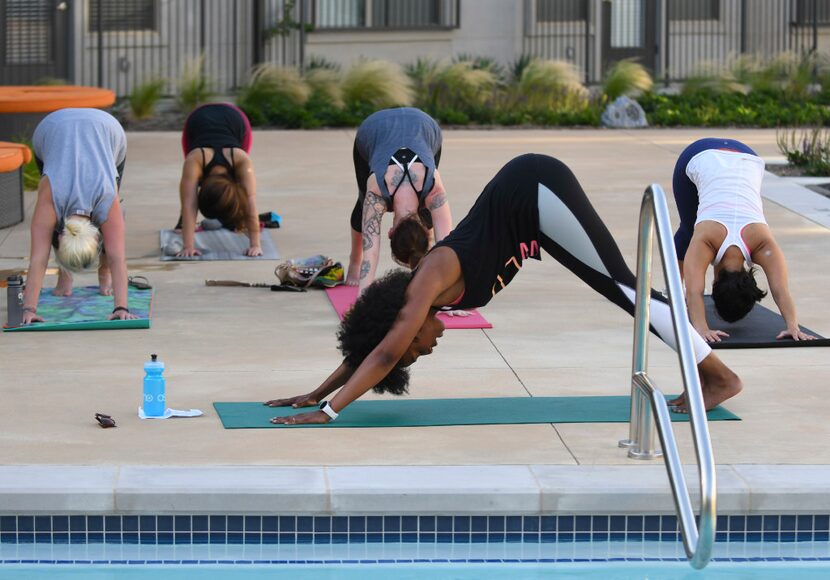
[55,217,101,272]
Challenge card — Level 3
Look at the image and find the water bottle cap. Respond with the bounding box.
[151,354,157,362]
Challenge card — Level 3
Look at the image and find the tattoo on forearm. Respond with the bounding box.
[428,191,447,210]
[361,192,384,252]
[359,260,371,280]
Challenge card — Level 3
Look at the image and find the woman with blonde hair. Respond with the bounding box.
[21,108,136,325]
[177,103,261,257]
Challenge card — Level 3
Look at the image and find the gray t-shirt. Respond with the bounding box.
[33,108,127,226]
[355,107,442,204]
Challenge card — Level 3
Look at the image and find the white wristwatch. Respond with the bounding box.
[319,401,339,421]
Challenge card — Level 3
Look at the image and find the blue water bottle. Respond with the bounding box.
[143,354,166,417]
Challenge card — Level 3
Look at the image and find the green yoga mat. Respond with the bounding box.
[3,286,152,332]
[213,396,740,429]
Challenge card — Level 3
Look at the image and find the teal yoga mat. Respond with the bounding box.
[213,396,740,429]
[4,286,152,332]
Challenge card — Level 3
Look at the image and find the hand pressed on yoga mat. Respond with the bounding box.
[268,155,744,425]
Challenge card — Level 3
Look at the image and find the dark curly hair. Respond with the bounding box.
[390,214,429,268]
[712,267,767,322]
[337,269,413,395]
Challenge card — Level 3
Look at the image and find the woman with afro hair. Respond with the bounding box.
[265,154,743,422]
[672,137,814,343]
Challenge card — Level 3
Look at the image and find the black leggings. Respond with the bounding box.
[350,142,441,233]
[531,155,710,362]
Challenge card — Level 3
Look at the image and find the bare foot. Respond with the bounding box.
[345,261,361,287]
[52,269,74,296]
[98,265,112,296]
[670,352,743,413]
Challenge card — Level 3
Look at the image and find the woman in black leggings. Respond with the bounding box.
[266,154,742,423]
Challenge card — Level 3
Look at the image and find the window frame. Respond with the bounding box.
[87,0,158,34]
[667,0,720,22]
[312,0,458,31]
[533,0,589,24]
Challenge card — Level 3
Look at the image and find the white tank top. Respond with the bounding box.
[687,149,766,265]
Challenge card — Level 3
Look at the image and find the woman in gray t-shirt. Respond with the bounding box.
[21,108,135,325]
[348,108,452,294]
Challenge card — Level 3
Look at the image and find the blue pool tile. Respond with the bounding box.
[524,517,539,532]
[436,533,452,543]
[367,516,383,533]
[0,517,14,533]
[471,533,487,543]
[367,532,384,543]
[297,517,313,533]
[52,516,69,533]
[540,532,555,543]
[34,534,52,544]
[227,532,245,544]
[174,533,192,544]
[488,516,505,532]
[488,532,506,543]
[402,532,418,543]
[69,516,86,532]
[418,533,436,542]
[746,532,762,542]
[296,533,313,544]
[104,516,121,532]
[314,517,330,533]
[348,517,365,533]
[87,532,104,543]
[279,517,295,533]
[779,532,796,542]
[173,516,192,532]
[139,516,156,532]
[34,516,51,533]
[815,515,829,531]
[454,516,470,533]
[262,516,279,533]
[797,515,813,531]
[590,516,606,532]
[815,531,829,542]
[208,532,226,544]
[506,532,523,543]
[506,516,522,532]
[384,516,401,532]
[313,534,331,544]
[332,517,348,533]
[227,516,244,533]
[385,532,402,543]
[557,532,575,543]
[644,516,660,532]
[591,532,610,541]
[157,516,174,532]
[715,532,728,542]
[0,533,16,543]
[661,515,678,531]
[729,516,745,532]
[574,532,591,542]
[332,533,348,544]
[627,515,643,532]
[262,533,279,545]
[122,516,138,532]
[610,516,625,532]
[192,532,209,544]
[436,516,452,533]
[402,516,418,533]
[575,516,590,532]
[244,532,262,544]
[277,533,295,544]
[348,532,366,544]
[746,515,762,532]
[452,533,470,543]
[419,516,435,532]
[716,515,728,532]
[17,516,34,533]
[763,515,780,531]
[557,516,574,532]
[104,533,121,543]
[192,515,209,532]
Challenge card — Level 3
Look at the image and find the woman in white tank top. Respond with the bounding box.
[672,138,814,343]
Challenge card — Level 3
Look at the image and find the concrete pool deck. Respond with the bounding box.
[1,128,829,514]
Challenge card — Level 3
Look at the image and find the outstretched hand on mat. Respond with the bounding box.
[176,247,202,258]
[264,393,318,409]
[270,410,330,425]
[108,309,139,321]
[697,327,729,343]
[442,309,471,318]
[777,326,816,341]
[245,245,263,257]
[21,311,44,325]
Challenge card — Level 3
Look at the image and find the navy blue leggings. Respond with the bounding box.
[671,138,757,260]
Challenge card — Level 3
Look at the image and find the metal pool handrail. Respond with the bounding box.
[618,183,716,570]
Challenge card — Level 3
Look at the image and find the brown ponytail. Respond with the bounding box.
[390,214,429,269]
[198,174,249,231]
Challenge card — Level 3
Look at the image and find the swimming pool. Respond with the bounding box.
[2,514,830,578]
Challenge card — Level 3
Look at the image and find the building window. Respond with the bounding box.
[89,0,156,33]
[4,0,51,65]
[668,0,719,21]
[796,0,830,25]
[535,0,588,22]
[314,0,457,29]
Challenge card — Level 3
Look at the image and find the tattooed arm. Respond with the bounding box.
[425,170,452,243]
[357,186,387,295]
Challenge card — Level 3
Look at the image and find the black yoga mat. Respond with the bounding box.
[705,296,830,349]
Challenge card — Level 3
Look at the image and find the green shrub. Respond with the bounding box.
[129,78,166,120]
[341,60,414,110]
[776,127,830,175]
[178,56,213,112]
[682,63,747,97]
[304,67,343,109]
[733,52,815,98]
[406,58,440,108]
[236,64,310,126]
[517,59,588,111]
[427,61,497,120]
[602,58,653,101]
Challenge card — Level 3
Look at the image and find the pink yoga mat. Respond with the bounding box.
[324,286,492,329]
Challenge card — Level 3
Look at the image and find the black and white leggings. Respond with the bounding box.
[533,156,711,363]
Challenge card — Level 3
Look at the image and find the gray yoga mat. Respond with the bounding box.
[704,296,830,349]
[159,229,279,261]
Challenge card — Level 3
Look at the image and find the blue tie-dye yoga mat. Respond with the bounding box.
[3,286,152,332]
